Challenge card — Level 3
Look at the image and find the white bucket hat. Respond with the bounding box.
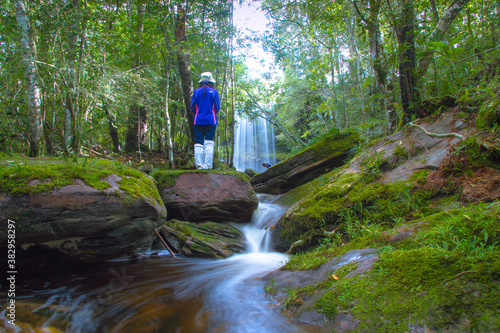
[199,72,216,83]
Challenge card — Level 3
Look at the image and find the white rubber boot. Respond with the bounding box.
[194,143,204,169]
[203,140,215,170]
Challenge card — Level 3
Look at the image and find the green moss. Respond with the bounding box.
[309,131,360,160]
[276,167,435,252]
[119,168,162,203]
[283,226,388,271]
[476,98,499,131]
[283,250,334,271]
[0,159,162,203]
[313,243,500,330]
[0,161,111,195]
[334,261,359,279]
[359,151,389,182]
[165,220,244,258]
[151,169,184,189]
[274,131,360,172]
[284,201,500,331]
[409,169,430,184]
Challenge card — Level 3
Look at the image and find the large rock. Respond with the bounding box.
[0,164,167,268]
[157,219,246,258]
[250,131,360,194]
[345,111,468,183]
[154,171,258,223]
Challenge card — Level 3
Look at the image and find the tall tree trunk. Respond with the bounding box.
[417,0,470,78]
[125,0,148,153]
[353,0,387,86]
[63,0,81,154]
[164,67,175,168]
[158,7,176,168]
[228,0,235,168]
[103,102,120,152]
[74,0,89,154]
[175,3,195,147]
[397,0,417,123]
[353,0,396,131]
[64,91,73,154]
[429,0,440,24]
[125,104,147,153]
[14,0,43,157]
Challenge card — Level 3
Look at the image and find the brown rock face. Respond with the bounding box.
[0,176,166,267]
[159,172,258,223]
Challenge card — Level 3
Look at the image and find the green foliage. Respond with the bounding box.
[450,136,498,172]
[264,278,277,295]
[476,101,500,131]
[417,203,499,258]
[282,287,304,309]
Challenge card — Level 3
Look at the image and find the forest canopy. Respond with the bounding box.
[1,0,498,165]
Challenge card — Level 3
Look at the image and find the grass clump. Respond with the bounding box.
[292,201,500,331]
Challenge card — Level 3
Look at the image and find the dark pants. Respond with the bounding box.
[194,124,216,145]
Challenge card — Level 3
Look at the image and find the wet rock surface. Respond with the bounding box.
[157,219,246,259]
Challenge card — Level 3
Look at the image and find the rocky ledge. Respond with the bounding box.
[0,161,166,270]
[153,170,258,223]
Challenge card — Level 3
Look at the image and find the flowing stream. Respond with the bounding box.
[2,195,322,333]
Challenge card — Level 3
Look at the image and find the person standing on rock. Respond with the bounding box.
[190,72,220,169]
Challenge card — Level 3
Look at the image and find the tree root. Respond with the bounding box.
[409,122,500,152]
[409,122,465,141]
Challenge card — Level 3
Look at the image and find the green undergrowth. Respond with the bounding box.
[458,70,500,132]
[0,158,161,203]
[452,136,499,171]
[281,201,500,331]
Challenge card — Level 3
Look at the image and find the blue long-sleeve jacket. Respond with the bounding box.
[190,83,220,125]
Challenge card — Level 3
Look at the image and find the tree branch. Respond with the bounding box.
[352,0,369,26]
[243,89,306,146]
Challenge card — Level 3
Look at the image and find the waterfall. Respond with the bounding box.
[241,194,285,253]
[233,115,276,173]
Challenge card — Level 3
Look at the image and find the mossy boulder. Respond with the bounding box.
[158,219,245,258]
[270,166,432,252]
[0,160,167,268]
[153,170,258,223]
[250,131,359,194]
